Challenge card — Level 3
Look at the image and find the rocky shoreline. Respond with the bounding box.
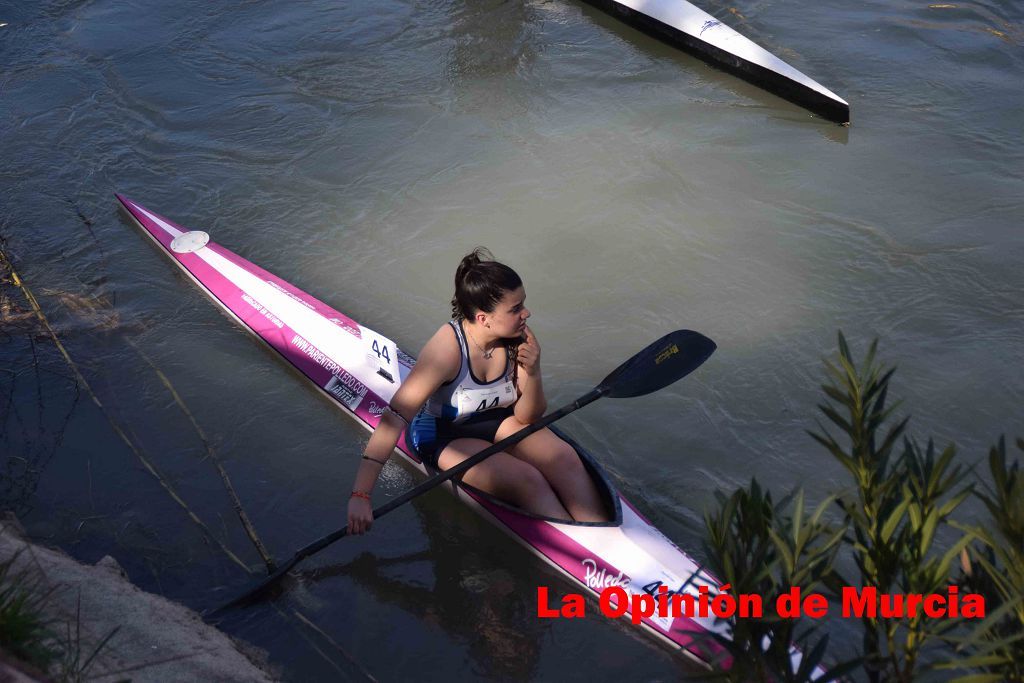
[0,513,277,682]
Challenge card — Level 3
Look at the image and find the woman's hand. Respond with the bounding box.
[347,495,374,535]
[517,326,541,376]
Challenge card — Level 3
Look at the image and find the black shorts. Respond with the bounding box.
[407,407,515,469]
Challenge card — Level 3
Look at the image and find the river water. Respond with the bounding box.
[2,0,1021,679]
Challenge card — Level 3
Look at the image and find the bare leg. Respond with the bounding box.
[437,438,572,521]
[496,418,608,523]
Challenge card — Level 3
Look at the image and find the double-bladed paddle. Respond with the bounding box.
[207,329,715,616]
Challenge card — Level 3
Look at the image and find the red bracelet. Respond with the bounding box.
[351,490,371,501]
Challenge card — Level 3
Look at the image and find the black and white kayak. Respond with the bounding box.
[581,0,849,123]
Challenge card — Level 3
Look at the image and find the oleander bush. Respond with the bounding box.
[698,484,855,682]
[939,436,1024,682]
[698,333,1023,682]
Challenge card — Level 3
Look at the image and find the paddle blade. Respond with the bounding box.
[598,330,715,398]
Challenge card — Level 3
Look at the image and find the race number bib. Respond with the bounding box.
[454,381,517,418]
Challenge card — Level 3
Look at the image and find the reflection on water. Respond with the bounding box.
[447,0,540,80]
[0,340,80,519]
[291,493,707,679]
[304,503,547,680]
[313,550,542,679]
[0,251,82,519]
[445,0,541,118]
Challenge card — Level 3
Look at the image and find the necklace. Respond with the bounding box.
[465,324,494,359]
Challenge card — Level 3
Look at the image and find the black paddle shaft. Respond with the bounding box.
[207,329,715,615]
[208,389,605,615]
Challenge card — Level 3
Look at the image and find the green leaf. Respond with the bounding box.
[864,367,895,403]
[821,383,852,407]
[919,507,940,555]
[769,528,795,577]
[907,500,922,529]
[792,490,805,546]
[938,489,972,520]
[881,497,910,543]
[807,430,857,473]
[878,417,911,457]
[809,495,838,527]
[935,442,957,476]
[933,534,974,582]
[820,405,854,434]
[837,331,851,363]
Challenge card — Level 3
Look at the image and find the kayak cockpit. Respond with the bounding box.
[451,424,623,527]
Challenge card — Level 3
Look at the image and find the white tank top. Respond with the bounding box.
[424,320,518,424]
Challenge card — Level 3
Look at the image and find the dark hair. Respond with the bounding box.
[450,247,523,321]
[450,248,524,388]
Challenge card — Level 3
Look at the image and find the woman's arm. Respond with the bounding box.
[347,325,460,533]
[512,325,546,424]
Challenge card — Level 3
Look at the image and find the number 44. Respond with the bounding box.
[371,339,391,365]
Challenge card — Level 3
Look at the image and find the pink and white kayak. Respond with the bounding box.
[116,195,739,666]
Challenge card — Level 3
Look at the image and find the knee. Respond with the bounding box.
[505,463,551,504]
[496,416,528,442]
[550,442,582,472]
[518,464,550,492]
[540,443,587,489]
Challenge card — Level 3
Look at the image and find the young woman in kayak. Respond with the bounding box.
[347,248,608,534]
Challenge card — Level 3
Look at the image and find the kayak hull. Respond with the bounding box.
[581,0,849,123]
[115,195,728,665]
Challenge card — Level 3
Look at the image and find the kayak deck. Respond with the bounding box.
[115,194,729,665]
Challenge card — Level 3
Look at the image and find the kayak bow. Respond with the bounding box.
[581,0,849,123]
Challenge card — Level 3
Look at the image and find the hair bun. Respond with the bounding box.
[449,247,521,321]
[455,247,494,286]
